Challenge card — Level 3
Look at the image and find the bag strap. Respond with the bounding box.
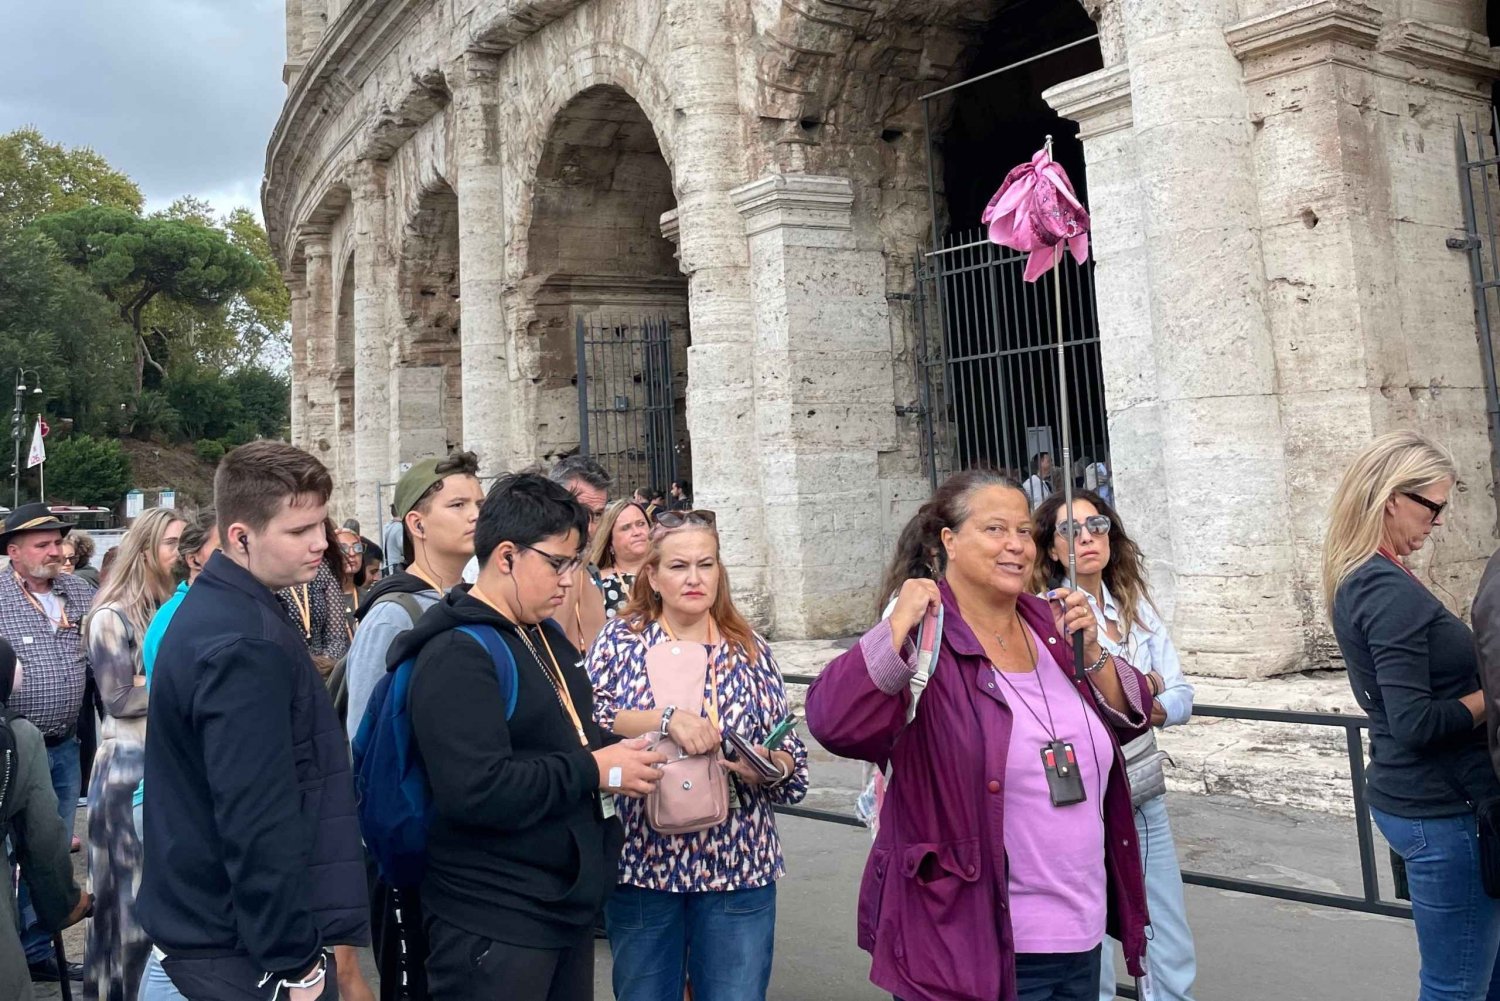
[382,591,425,629]
[455,625,518,720]
[879,596,943,725]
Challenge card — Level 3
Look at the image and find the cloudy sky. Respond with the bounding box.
[0,0,286,220]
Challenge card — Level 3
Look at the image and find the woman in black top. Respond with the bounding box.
[1324,430,1499,1000]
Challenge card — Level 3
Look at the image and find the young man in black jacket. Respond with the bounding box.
[393,471,666,1001]
[139,442,371,1001]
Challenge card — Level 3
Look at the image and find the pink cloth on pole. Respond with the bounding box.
[981,146,1091,283]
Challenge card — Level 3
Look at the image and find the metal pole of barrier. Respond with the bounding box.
[1347,724,1382,905]
[54,933,72,1001]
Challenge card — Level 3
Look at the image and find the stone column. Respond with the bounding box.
[301,238,338,473]
[452,53,508,471]
[663,0,773,624]
[300,0,326,64]
[1047,65,1176,619]
[287,275,309,451]
[1123,0,1303,677]
[283,0,305,85]
[1225,2,1500,620]
[351,162,395,532]
[730,174,898,637]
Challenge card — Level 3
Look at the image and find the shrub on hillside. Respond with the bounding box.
[45,434,132,508]
[194,438,225,463]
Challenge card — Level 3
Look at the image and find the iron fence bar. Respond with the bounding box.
[1178,870,1411,919]
[575,316,590,456]
[919,34,1101,101]
[1456,114,1500,534]
[1347,724,1382,905]
[913,254,940,489]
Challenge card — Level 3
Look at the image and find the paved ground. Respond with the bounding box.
[40,791,1420,1000]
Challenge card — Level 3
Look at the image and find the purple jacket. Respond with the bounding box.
[805,583,1152,1001]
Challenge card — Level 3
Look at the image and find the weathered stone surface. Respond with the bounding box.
[267,0,1500,670]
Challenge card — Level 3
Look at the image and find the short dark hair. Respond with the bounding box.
[550,455,611,494]
[176,508,218,573]
[475,472,590,566]
[403,450,482,563]
[215,441,333,533]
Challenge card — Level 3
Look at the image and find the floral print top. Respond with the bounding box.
[586,615,810,892]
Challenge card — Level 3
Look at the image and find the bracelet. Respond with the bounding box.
[660,705,677,734]
[1084,649,1110,675]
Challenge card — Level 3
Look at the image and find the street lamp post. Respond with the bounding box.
[12,368,41,509]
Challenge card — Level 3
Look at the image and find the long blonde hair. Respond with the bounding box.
[587,499,650,572]
[1321,431,1457,613]
[85,507,184,645]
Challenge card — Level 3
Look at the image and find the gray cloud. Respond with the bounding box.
[0,0,285,217]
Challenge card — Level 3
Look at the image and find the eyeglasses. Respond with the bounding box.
[520,543,583,577]
[1402,492,1446,524]
[1056,514,1112,539]
[339,542,365,556]
[59,555,75,565]
[653,509,717,530]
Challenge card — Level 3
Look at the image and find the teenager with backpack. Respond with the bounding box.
[380,471,666,1001]
[339,451,483,1001]
[138,442,371,1001]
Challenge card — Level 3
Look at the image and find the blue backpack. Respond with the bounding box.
[352,623,518,888]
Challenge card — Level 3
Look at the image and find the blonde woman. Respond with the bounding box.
[587,499,652,619]
[1324,431,1499,1001]
[80,507,184,1001]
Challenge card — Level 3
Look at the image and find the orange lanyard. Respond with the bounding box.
[660,617,723,728]
[287,584,312,639]
[17,574,68,631]
[471,585,588,746]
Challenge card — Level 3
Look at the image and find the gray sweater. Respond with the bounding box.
[345,588,439,741]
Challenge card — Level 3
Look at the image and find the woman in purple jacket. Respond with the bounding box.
[806,471,1154,1001]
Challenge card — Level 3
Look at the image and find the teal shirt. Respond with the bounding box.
[134,580,190,807]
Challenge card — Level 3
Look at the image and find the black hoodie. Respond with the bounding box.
[392,585,622,947]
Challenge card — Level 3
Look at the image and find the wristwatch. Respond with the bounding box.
[660,705,678,734]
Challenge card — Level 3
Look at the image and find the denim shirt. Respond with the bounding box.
[1087,582,1194,728]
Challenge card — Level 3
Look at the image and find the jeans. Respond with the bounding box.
[1099,795,1197,1000]
[19,736,82,963]
[138,954,187,1001]
[1372,805,1500,1000]
[897,948,1100,1001]
[605,883,777,1001]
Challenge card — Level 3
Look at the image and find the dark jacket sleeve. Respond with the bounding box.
[10,718,81,930]
[193,639,322,980]
[1473,554,1500,780]
[1351,570,1475,751]
[410,630,599,831]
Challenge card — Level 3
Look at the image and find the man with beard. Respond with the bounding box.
[0,503,94,982]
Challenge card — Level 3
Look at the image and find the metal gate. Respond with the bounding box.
[1454,110,1500,524]
[912,34,1112,495]
[575,315,680,492]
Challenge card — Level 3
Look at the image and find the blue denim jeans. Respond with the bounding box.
[18,736,82,963]
[605,882,776,1001]
[1373,805,1500,1000]
[137,954,187,1001]
[1099,794,1197,1000]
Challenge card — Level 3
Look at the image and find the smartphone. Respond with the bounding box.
[765,713,798,750]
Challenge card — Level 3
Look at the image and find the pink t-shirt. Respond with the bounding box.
[996,628,1110,953]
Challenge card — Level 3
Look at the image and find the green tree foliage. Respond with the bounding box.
[45,434,133,507]
[0,227,134,435]
[164,364,290,442]
[0,128,142,227]
[34,206,264,395]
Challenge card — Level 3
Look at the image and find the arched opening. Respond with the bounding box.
[396,181,463,465]
[920,1,1110,499]
[332,257,356,518]
[525,84,691,494]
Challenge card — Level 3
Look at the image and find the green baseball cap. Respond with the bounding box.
[392,458,447,521]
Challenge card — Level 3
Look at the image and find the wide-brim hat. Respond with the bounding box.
[0,503,73,550]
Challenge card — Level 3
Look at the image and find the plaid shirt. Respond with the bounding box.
[0,570,94,738]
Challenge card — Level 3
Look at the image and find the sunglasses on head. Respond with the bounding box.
[653,509,717,530]
[1402,491,1446,524]
[1056,514,1112,539]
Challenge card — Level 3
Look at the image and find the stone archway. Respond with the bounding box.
[523,83,691,492]
[395,181,463,465]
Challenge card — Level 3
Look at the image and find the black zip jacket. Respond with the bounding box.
[138,553,369,979]
[392,586,622,947]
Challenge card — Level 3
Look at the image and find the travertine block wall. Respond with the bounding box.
[269,0,1500,669]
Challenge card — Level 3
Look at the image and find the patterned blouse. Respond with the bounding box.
[274,561,352,663]
[598,571,636,619]
[587,615,810,893]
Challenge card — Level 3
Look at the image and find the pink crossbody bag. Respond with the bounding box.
[643,640,730,835]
